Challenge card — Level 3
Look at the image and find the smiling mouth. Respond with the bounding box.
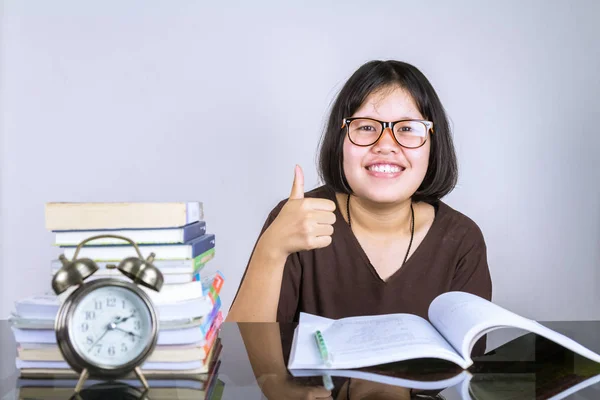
[366,164,405,173]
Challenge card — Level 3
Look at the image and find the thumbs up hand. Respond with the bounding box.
[261,165,337,259]
[288,164,306,200]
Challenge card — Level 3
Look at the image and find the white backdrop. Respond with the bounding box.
[1,0,599,321]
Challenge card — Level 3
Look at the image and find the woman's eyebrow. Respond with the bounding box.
[353,115,424,121]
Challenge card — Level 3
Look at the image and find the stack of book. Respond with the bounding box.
[9,201,225,399]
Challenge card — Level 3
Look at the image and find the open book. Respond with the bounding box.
[290,330,600,400]
[290,362,472,392]
[287,291,600,370]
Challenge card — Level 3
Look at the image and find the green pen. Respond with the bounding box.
[321,373,334,391]
[314,330,333,367]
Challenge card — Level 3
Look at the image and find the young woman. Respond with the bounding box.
[227,59,492,336]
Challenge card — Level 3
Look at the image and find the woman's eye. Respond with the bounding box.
[359,125,376,131]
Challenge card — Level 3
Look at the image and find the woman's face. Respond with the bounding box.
[342,86,431,204]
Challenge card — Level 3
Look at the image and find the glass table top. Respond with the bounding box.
[2,320,600,399]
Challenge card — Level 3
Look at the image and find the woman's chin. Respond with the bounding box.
[357,190,412,205]
[349,176,418,205]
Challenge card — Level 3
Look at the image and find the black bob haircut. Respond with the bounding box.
[317,60,458,204]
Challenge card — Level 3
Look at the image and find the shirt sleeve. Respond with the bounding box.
[451,222,493,357]
[451,223,492,299]
[228,200,302,322]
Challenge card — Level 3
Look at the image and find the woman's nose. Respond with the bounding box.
[372,128,399,153]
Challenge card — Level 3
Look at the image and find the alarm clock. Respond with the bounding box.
[51,234,164,393]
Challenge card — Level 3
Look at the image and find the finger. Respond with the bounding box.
[314,224,334,237]
[312,210,336,225]
[289,164,305,200]
[302,198,336,212]
[309,235,333,249]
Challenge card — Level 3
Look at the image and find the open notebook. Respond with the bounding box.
[287,291,600,370]
[290,326,600,400]
[291,363,472,392]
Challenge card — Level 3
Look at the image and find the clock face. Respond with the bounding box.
[67,285,154,368]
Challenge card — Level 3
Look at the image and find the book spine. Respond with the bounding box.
[186,202,203,224]
[192,250,215,280]
[155,297,213,321]
[182,221,206,242]
[52,257,199,273]
[194,248,215,270]
[45,202,204,230]
[59,233,214,260]
[59,271,190,285]
[190,234,215,258]
[54,220,207,246]
[60,245,186,261]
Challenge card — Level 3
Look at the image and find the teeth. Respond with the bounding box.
[368,164,402,173]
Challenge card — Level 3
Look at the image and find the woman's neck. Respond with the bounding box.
[343,193,413,237]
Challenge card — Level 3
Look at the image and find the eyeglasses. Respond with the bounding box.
[341,117,434,148]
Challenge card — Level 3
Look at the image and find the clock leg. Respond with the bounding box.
[74,368,89,393]
[134,366,149,390]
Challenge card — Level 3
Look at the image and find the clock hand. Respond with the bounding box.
[87,317,124,352]
[115,311,136,325]
[114,326,142,338]
[87,326,110,353]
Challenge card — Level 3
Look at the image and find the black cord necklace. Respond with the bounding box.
[346,194,415,266]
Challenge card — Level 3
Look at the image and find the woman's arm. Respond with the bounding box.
[238,323,332,399]
[227,166,336,322]
[226,238,289,322]
[238,323,289,382]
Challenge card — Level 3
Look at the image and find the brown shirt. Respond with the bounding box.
[236,185,493,355]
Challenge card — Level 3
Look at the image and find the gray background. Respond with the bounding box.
[0,0,599,322]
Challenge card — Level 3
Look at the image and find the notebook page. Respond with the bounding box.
[288,312,468,369]
[428,291,600,367]
[287,314,334,369]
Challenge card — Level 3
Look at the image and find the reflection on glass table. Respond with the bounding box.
[2,321,600,399]
[242,322,600,400]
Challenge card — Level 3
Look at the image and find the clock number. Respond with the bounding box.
[94,300,102,310]
[85,311,96,320]
[86,336,93,345]
[129,333,136,343]
[108,345,116,356]
[80,322,89,332]
[94,344,102,355]
[122,300,126,309]
[107,297,116,307]
[121,343,128,353]
[134,320,141,330]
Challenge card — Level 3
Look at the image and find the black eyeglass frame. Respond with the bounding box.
[341,117,434,149]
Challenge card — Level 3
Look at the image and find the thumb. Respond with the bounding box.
[289,164,305,200]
